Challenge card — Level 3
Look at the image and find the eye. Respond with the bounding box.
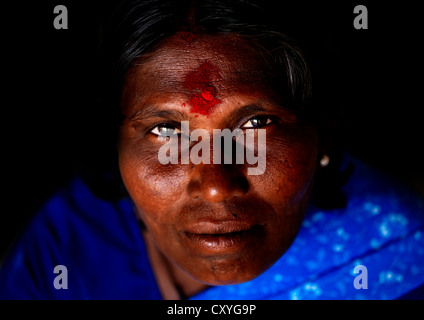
[150,123,181,137]
[241,116,273,129]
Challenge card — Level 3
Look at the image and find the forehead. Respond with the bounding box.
[122,34,279,110]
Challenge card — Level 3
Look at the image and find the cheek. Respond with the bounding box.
[118,134,189,221]
[253,126,319,211]
[249,127,318,259]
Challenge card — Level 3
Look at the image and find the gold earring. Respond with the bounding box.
[320,154,330,167]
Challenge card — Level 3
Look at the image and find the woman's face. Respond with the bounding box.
[118,34,319,285]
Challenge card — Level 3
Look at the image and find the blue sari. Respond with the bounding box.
[1,155,423,299]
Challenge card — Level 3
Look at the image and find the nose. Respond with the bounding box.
[187,164,249,203]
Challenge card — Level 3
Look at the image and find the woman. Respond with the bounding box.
[1,0,423,300]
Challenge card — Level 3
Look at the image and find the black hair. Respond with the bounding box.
[82,0,351,208]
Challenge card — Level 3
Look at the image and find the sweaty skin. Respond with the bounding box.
[118,34,319,298]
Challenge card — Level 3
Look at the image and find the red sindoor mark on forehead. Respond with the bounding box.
[182,61,221,116]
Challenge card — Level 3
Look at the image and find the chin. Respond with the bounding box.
[187,251,279,286]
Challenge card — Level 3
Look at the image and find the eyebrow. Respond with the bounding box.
[228,104,268,122]
[130,105,187,122]
[129,100,283,124]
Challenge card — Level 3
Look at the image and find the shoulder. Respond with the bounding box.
[0,177,161,299]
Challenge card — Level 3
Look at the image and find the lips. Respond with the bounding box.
[184,220,254,235]
[182,220,265,256]
[176,199,272,257]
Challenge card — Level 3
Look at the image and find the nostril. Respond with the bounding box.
[187,179,202,199]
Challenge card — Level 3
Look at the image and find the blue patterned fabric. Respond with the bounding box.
[1,154,423,299]
[0,179,162,299]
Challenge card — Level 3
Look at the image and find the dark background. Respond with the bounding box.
[1,1,423,256]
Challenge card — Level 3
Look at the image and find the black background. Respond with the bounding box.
[1,0,423,256]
